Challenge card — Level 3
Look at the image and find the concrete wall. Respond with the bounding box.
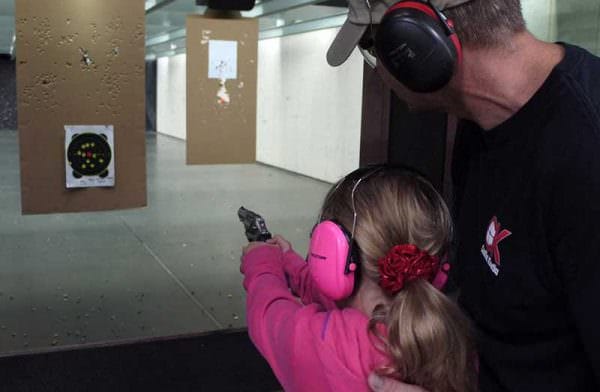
[256,28,363,183]
[523,0,558,42]
[522,0,600,55]
[555,0,600,54]
[157,53,186,140]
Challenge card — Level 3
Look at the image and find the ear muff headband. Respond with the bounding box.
[386,1,463,63]
[447,23,462,64]
[389,1,438,18]
[308,166,384,301]
[375,0,463,93]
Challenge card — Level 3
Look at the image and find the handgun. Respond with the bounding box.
[237,206,272,242]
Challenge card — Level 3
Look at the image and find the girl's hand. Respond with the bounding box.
[242,241,277,257]
[368,374,429,392]
[241,235,292,258]
[266,235,292,253]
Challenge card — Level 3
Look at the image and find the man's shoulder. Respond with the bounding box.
[552,44,600,133]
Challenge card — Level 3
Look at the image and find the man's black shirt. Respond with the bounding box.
[453,44,600,391]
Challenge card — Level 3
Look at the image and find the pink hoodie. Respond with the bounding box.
[241,245,390,392]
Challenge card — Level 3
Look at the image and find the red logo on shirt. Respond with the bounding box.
[481,216,512,276]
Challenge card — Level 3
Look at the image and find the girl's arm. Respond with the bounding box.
[240,244,326,390]
[281,248,337,310]
[241,243,390,391]
[266,234,336,309]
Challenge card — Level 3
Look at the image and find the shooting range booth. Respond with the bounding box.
[3,0,448,390]
[0,0,584,390]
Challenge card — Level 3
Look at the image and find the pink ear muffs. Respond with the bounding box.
[432,262,450,290]
[308,220,357,301]
[308,220,450,300]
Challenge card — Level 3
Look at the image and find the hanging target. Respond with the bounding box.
[65,125,115,188]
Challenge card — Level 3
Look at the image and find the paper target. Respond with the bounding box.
[65,125,115,188]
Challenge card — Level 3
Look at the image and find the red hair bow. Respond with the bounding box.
[378,244,440,295]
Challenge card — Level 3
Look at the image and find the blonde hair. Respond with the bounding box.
[320,166,476,392]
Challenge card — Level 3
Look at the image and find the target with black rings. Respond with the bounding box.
[67,133,112,178]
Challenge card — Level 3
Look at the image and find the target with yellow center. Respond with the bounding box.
[67,133,112,179]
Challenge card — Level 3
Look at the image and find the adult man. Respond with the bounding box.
[328,0,600,391]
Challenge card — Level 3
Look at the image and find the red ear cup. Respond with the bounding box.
[375,1,462,93]
[308,221,356,301]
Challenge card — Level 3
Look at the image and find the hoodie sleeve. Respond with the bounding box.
[241,245,390,391]
[241,245,326,390]
[281,249,336,310]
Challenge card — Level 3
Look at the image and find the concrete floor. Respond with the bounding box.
[0,130,331,356]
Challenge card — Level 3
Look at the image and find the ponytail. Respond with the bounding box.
[318,167,476,390]
[370,280,477,392]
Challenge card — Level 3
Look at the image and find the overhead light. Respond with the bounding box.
[145,0,158,11]
[9,31,16,60]
[170,43,177,50]
[275,18,285,27]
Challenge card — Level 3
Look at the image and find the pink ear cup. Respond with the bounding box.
[308,221,355,301]
[432,262,450,290]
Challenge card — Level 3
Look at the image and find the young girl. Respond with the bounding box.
[240,166,476,392]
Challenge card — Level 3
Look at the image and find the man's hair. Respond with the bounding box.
[444,0,526,47]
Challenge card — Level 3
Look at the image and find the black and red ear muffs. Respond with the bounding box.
[375,1,462,93]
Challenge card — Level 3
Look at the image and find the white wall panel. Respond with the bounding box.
[157,53,186,140]
[257,28,364,183]
[523,0,558,41]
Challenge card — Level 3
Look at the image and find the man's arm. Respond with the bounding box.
[551,184,600,383]
[548,125,600,384]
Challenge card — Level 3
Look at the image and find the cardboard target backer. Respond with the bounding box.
[186,16,258,165]
[65,125,115,188]
[16,0,146,214]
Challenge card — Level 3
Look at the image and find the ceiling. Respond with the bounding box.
[0,0,348,59]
